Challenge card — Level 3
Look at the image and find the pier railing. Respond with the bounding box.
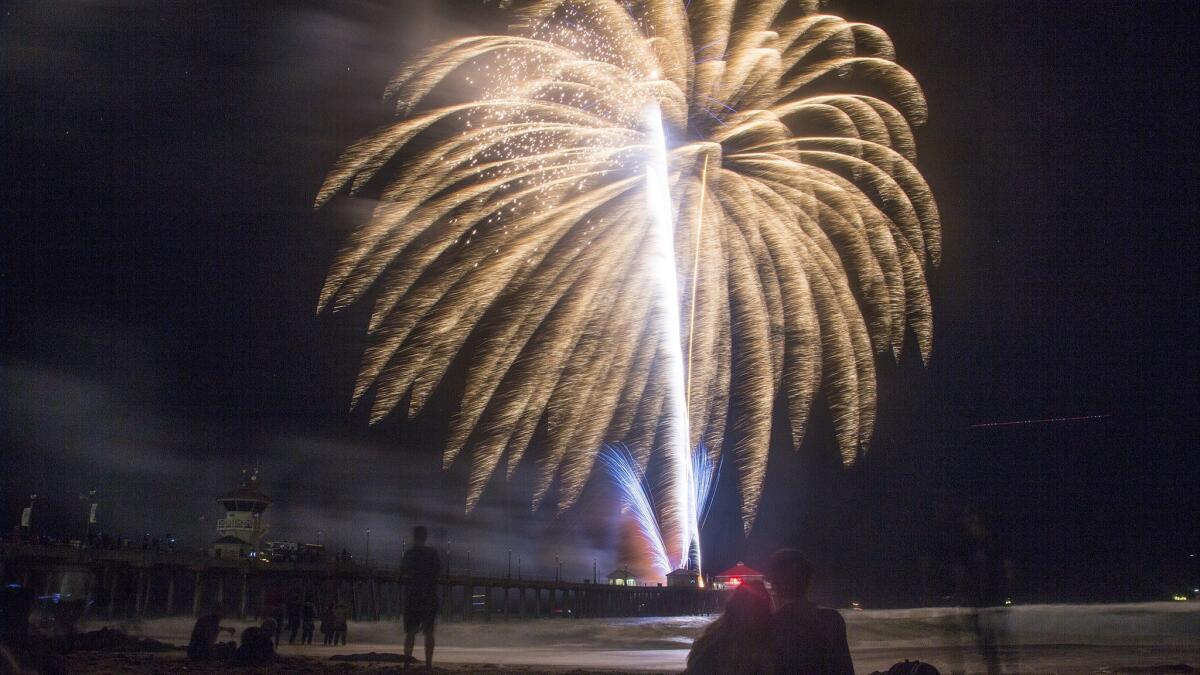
[1,543,723,621]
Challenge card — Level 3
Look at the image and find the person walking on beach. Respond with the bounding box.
[320,603,334,645]
[685,580,773,674]
[286,592,302,644]
[400,525,441,670]
[333,599,350,646]
[301,598,317,645]
[766,549,855,675]
[263,582,285,645]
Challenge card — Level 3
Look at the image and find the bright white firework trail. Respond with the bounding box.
[691,442,719,570]
[598,442,719,580]
[642,103,695,572]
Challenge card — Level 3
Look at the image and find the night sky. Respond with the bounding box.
[2,1,1196,606]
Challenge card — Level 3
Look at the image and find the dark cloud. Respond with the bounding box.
[1,353,620,578]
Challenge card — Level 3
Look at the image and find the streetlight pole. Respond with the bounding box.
[507,548,512,578]
[81,488,96,547]
[555,554,561,583]
[21,494,37,538]
[517,555,521,580]
[593,557,597,584]
[365,528,371,567]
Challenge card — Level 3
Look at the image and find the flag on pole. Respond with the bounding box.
[89,503,98,524]
[21,507,32,528]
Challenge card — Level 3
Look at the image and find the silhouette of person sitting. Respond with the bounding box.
[401,525,441,670]
[187,604,236,661]
[0,580,34,651]
[232,624,275,666]
[767,549,855,675]
[685,580,773,674]
[259,618,278,647]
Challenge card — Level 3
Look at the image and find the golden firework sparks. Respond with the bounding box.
[315,0,940,552]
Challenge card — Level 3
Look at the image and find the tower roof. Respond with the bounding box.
[218,483,270,504]
[715,562,763,579]
[218,470,270,506]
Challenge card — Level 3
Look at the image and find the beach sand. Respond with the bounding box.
[66,650,662,674]
[63,645,1200,675]
[53,603,1200,674]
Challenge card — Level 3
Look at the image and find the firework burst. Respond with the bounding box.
[598,442,720,578]
[315,0,940,562]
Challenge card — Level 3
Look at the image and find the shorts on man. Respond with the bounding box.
[403,604,437,634]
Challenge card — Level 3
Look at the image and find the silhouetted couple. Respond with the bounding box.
[686,549,854,675]
[401,525,441,671]
[186,604,278,666]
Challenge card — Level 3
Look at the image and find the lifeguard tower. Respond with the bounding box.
[210,468,270,558]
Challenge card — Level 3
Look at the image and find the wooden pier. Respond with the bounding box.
[1,543,723,621]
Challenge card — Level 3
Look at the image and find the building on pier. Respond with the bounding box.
[666,567,700,587]
[712,562,763,590]
[262,540,326,563]
[210,469,270,559]
[606,568,637,586]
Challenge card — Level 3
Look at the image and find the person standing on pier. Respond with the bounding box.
[400,525,441,670]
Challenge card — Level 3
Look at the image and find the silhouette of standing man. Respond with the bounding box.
[766,549,855,674]
[401,525,441,670]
